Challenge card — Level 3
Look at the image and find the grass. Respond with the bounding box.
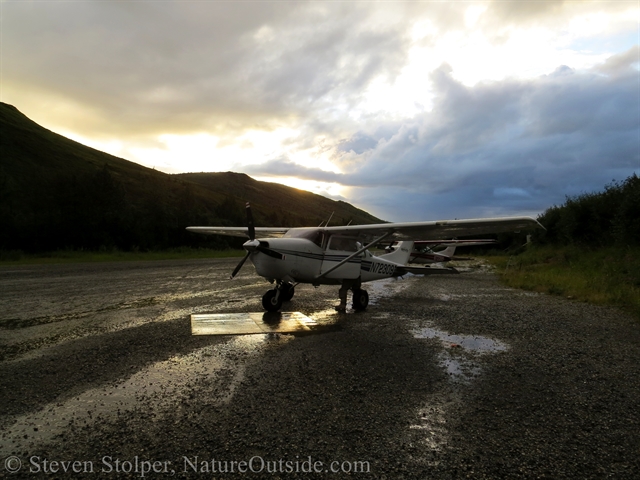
[0,248,245,265]
[485,245,640,321]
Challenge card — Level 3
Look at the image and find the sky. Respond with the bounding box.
[2,0,639,222]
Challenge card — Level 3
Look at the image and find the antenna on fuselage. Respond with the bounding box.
[319,211,335,227]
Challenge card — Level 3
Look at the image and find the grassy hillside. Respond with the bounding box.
[176,172,380,227]
[0,102,381,252]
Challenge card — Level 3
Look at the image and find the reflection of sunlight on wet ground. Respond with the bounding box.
[409,323,510,453]
[412,326,508,353]
[0,335,291,457]
[367,276,414,305]
[309,308,343,323]
[191,312,317,335]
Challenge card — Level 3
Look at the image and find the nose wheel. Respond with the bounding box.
[262,289,283,312]
[261,282,296,312]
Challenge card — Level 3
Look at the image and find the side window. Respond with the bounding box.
[328,236,358,252]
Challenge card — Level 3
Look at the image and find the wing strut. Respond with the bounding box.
[315,231,394,281]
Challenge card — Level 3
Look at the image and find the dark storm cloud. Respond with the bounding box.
[3,1,637,221]
[249,48,640,220]
[4,1,410,138]
[485,0,629,26]
[5,1,292,133]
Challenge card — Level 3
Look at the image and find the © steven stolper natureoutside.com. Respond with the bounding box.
[1,1,639,478]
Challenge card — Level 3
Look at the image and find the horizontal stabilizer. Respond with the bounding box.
[396,265,459,276]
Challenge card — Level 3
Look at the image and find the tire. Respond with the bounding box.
[352,289,369,311]
[262,289,283,312]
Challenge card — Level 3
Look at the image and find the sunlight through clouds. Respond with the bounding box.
[252,176,347,201]
[3,0,638,220]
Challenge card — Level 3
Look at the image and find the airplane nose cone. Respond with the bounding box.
[243,239,260,252]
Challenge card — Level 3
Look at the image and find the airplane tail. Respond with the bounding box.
[379,241,414,264]
[438,245,456,258]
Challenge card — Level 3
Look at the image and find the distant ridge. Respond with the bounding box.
[176,171,380,227]
[0,102,381,252]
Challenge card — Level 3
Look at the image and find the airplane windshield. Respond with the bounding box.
[285,228,323,247]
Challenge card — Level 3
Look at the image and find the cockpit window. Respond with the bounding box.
[328,235,358,252]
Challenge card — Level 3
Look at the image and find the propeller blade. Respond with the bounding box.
[245,202,255,241]
[230,251,251,279]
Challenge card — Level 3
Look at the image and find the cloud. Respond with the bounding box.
[3,1,413,139]
[246,49,639,220]
[3,1,638,221]
[242,158,343,184]
[9,1,630,137]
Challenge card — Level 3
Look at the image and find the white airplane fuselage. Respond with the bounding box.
[188,209,542,311]
[249,237,409,285]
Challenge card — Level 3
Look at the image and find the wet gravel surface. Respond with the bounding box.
[1,258,639,479]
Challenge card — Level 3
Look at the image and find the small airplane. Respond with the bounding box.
[187,204,543,312]
[386,239,498,264]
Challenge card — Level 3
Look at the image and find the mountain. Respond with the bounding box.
[0,102,381,252]
[175,171,379,227]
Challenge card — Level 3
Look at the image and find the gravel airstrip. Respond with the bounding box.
[0,258,638,479]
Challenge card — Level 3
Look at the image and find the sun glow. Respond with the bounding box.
[357,8,634,119]
[253,176,346,200]
[9,1,636,204]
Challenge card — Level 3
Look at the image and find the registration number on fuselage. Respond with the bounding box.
[369,262,396,276]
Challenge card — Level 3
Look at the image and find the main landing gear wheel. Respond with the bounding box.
[352,289,369,311]
[262,289,283,312]
[281,283,295,301]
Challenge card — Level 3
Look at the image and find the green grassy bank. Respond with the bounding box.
[486,246,640,321]
[0,248,245,265]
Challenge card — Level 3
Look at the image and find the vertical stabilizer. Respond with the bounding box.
[437,245,456,258]
[379,241,415,264]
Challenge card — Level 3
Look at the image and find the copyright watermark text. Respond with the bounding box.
[3,455,370,476]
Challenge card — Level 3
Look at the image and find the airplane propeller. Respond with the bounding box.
[230,250,252,279]
[246,201,255,241]
[229,203,284,279]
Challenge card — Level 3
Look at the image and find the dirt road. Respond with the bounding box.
[1,259,638,478]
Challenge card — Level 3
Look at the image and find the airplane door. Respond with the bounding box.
[320,235,361,279]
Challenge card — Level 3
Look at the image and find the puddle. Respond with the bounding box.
[436,352,481,383]
[409,324,509,453]
[366,276,415,306]
[412,325,508,353]
[435,293,509,301]
[191,312,317,335]
[310,308,342,322]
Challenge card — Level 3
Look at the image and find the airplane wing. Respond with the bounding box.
[187,216,543,241]
[186,226,290,238]
[320,216,544,242]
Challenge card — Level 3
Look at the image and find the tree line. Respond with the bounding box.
[534,174,639,247]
